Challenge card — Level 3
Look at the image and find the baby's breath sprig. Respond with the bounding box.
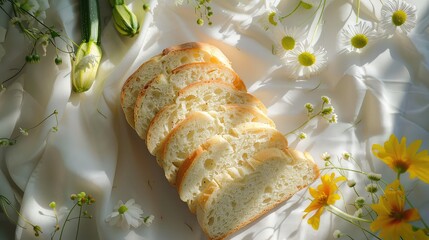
[59,192,95,240]
[0,0,76,87]
[0,109,59,147]
[285,95,337,139]
[176,0,213,26]
[0,195,43,237]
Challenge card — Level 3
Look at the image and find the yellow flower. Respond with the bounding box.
[372,134,429,183]
[303,173,346,230]
[370,180,421,240]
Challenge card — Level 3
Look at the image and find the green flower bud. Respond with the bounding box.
[112,4,140,37]
[365,183,378,193]
[347,179,356,188]
[355,196,365,208]
[368,172,382,181]
[71,40,102,93]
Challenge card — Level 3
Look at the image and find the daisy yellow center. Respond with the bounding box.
[268,12,278,26]
[298,52,316,67]
[351,34,368,49]
[281,36,296,50]
[392,10,407,26]
[118,205,128,214]
[389,210,405,222]
[317,192,328,205]
[393,159,410,174]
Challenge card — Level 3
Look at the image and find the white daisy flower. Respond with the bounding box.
[257,4,281,31]
[341,22,378,53]
[321,152,331,161]
[283,41,327,79]
[271,25,306,56]
[379,0,417,36]
[105,199,144,230]
[300,0,321,9]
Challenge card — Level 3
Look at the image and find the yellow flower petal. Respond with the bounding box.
[307,207,324,230]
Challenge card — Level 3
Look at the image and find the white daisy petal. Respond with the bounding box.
[379,0,417,36]
[271,25,307,56]
[105,199,150,230]
[340,21,378,53]
[283,40,327,79]
[256,4,281,31]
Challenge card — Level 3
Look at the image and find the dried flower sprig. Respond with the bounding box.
[175,0,213,26]
[0,195,43,237]
[0,109,59,147]
[285,95,337,140]
[0,0,76,87]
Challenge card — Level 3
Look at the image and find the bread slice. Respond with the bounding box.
[134,62,246,140]
[120,42,232,128]
[196,148,319,240]
[146,81,267,157]
[176,123,288,212]
[161,107,277,185]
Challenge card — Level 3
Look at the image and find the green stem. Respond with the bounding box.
[405,197,429,230]
[279,1,302,20]
[327,205,372,223]
[75,206,82,240]
[310,0,326,44]
[59,202,78,240]
[356,0,361,24]
[327,206,381,240]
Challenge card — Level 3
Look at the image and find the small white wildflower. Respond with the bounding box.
[321,106,334,116]
[342,152,351,160]
[321,96,331,105]
[365,183,378,193]
[368,172,382,181]
[283,40,327,79]
[271,26,306,56]
[298,132,307,140]
[341,22,378,53]
[321,152,331,161]
[143,214,155,226]
[347,179,356,188]
[379,0,417,36]
[105,199,144,230]
[355,197,365,208]
[19,127,29,136]
[305,103,314,114]
[329,114,338,123]
[257,4,280,31]
[333,229,342,239]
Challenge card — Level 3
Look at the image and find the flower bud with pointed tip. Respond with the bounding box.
[112,4,140,37]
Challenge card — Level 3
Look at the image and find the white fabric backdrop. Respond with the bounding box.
[1,0,428,239]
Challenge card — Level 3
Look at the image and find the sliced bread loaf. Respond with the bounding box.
[196,148,319,240]
[161,107,277,185]
[134,62,246,140]
[146,81,267,157]
[176,123,288,213]
[121,42,232,128]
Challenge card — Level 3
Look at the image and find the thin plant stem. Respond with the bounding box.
[279,1,302,20]
[356,0,361,24]
[59,202,78,240]
[75,205,82,240]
